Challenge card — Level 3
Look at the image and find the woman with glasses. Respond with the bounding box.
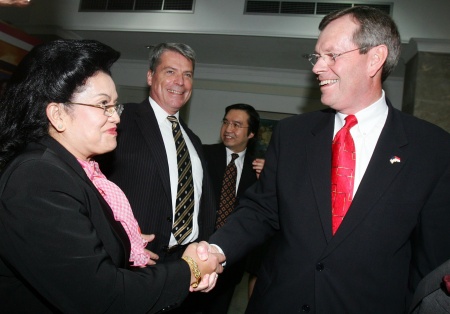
[0,39,222,313]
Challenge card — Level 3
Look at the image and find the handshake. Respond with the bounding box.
[181,241,226,292]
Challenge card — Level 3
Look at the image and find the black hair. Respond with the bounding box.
[224,103,260,137]
[0,39,120,168]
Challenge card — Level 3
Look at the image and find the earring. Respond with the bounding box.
[57,124,63,130]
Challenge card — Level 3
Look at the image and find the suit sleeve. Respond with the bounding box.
[0,158,190,313]
[209,122,283,264]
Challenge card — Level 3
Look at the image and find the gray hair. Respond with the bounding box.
[148,43,196,73]
[319,6,401,82]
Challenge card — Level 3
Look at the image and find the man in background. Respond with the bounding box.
[99,42,216,313]
[202,103,263,314]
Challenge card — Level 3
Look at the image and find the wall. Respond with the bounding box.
[112,61,404,144]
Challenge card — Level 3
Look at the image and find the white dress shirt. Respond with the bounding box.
[149,98,203,246]
[333,90,389,196]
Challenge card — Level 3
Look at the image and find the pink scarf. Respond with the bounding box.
[78,159,150,267]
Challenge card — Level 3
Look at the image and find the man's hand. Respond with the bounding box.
[141,234,159,266]
[182,242,226,292]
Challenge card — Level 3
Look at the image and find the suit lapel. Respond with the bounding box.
[307,111,335,242]
[134,100,172,204]
[323,103,409,255]
[238,153,256,197]
[42,137,131,266]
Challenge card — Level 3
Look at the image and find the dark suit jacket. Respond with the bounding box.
[410,259,450,314]
[203,143,257,214]
[99,99,216,261]
[0,137,190,314]
[210,100,450,313]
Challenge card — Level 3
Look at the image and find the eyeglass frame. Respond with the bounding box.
[65,102,124,117]
[303,47,368,66]
[221,120,250,129]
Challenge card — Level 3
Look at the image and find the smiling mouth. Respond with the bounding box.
[167,89,183,95]
[319,79,338,86]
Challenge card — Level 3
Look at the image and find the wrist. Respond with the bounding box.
[182,256,201,288]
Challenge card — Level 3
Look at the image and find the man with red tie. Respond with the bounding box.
[199,6,450,313]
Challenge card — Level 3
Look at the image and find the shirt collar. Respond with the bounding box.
[336,90,388,135]
[149,96,180,125]
[225,146,246,160]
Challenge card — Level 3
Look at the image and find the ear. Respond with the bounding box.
[46,102,66,132]
[248,132,255,140]
[146,70,153,86]
[368,45,388,78]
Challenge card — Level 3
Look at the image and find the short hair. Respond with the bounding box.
[0,39,120,168]
[224,103,260,137]
[319,6,401,82]
[148,43,196,73]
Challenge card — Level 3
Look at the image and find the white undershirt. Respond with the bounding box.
[334,90,388,197]
[149,98,203,246]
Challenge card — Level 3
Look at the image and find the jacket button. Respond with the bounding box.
[316,263,324,271]
[301,304,310,312]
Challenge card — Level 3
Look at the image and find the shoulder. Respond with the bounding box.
[202,143,222,153]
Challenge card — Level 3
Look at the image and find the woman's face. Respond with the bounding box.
[56,71,120,160]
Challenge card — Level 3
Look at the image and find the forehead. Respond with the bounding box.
[316,15,359,51]
[157,50,193,70]
[225,109,250,121]
[75,71,116,98]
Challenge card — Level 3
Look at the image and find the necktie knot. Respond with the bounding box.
[231,153,239,162]
[344,115,358,130]
[167,115,178,129]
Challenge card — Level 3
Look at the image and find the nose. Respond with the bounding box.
[109,111,120,123]
[173,73,184,85]
[312,56,327,74]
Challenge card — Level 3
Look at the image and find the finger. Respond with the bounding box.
[196,241,210,261]
[190,273,211,292]
[144,249,159,260]
[141,233,156,242]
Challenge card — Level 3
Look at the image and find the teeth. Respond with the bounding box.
[167,89,183,94]
[319,79,338,86]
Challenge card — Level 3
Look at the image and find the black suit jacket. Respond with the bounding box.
[203,143,257,213]
[100,99,216,261]
[0,137,190,313]
[410,258,450,314]
[210,100,450,313]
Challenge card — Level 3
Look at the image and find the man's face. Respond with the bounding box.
[221,109,254,153]
[312,15,372,114]
[147,50,194,115]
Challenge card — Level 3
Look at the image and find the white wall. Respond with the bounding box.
[112,61,404,144]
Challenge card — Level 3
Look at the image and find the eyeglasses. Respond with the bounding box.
[303,47,367,66]
[66,102,124,117]
[221,120,249,129]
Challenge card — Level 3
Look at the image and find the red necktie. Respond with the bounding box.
[331,115,358,235]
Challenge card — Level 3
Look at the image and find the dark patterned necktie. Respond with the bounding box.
[216,153,239,229]
[167,116,194,244]
[331,115,358,235]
